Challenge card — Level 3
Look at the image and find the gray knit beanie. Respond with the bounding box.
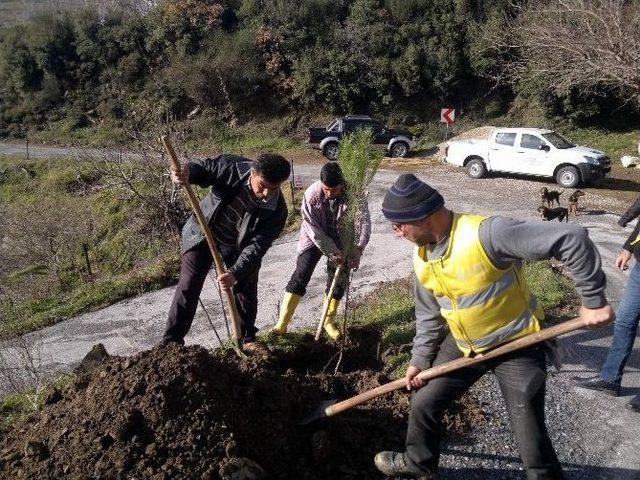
[382,174,444,222]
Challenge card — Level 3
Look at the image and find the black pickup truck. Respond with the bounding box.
[308,115,417,160]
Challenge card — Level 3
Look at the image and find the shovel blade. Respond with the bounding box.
[300,399,337,425]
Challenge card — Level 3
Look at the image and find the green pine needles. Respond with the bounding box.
[337,128,383,260]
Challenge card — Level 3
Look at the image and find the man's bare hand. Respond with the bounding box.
[170,163,189,185]
[330,252,345,265]
[405,365,427,391]
[579,304,614,330]
[348,248,364,270]
[615,249,632,271]
[217,272,237,290]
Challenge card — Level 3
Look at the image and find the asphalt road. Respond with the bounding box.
[1,143,639,478]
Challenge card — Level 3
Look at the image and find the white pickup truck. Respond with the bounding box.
[445,128,611,187]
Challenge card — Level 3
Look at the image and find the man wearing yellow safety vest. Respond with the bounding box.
[577,195,640,412]
[374,174,614,480]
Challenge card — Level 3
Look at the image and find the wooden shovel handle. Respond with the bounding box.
[325,316,586,417]
[161,136,243,346]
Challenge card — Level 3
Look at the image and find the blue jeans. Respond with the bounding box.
[600,261,640,384]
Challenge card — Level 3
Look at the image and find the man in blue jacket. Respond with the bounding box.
[577,195,640,411]
[163,153,291,350]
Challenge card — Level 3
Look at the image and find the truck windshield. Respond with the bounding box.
[541,132,575,149]
[326,119,340,132]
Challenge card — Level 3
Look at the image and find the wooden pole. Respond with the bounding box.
[161,135,244,353]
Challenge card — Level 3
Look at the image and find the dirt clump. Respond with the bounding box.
[0,330,483,480]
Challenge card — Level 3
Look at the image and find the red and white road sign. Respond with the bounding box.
[440,108,455,125]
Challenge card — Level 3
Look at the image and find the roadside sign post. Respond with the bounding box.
[440,108,455,140]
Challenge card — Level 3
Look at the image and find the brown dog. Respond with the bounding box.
[568,189,585,216]
[538,205,569,222]
[540,187,564,207]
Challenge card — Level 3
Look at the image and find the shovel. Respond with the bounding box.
[302,316,587,424]
[161,136,244,355]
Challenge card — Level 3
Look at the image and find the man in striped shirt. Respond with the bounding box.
[163,153,290,351]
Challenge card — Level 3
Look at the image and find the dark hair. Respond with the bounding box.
[320,162,344,188]
[253,153,291,183]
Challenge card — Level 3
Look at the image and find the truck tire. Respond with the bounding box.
[323,142,339,160]
[390,141,409,158]
[555,166,580,188]
[466,158,487,179]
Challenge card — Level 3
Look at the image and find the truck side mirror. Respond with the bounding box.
[539,144,550,152]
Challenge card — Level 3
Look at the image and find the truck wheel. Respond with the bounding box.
[390,141,409,158]
[323,142,339,160]
[555,166,580,188]
[466,158,487,179]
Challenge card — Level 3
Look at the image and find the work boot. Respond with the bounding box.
[575,376,621,396]
[272,292,302,335]
[373,451,437,479]
[627,394,640,412]
[322,295,342,340]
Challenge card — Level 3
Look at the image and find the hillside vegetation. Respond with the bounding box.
[1,0,638,145]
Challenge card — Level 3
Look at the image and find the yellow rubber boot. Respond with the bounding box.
[272,292,301,335]
[323,295,342,340]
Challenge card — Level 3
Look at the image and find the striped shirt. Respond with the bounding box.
[211,182,261,246]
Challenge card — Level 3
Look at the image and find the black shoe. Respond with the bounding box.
[373,451,437,479]
[626,395,640,412]
[575,376,620,396]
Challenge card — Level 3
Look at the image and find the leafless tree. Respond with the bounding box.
[1,197,95,297]
[479,0,640,107]
[84,98,194,241]
[0,334,48,410]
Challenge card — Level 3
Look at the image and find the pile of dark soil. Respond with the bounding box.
[0,328,483,480]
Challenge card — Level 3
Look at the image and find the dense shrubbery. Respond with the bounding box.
[0,0,638,139]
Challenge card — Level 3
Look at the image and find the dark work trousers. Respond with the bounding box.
[285,245,349,299]
[164,241,259,344]
[406,333,564,480]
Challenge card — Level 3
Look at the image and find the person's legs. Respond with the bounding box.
[493,346,564,480]
[600,262,640,384]
[234,268,259,342]
[321,258,351,339]
[273,247,324,334]
[164,242,213,344]
[404,334,485,473]
[325,258,349,300]
[217,244,261,343]
[285,246,323,296]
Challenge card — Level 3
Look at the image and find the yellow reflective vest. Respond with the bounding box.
[413,213,544,356]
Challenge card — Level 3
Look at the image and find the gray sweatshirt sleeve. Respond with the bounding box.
[411,276,448,370]
[479,216,607,308]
